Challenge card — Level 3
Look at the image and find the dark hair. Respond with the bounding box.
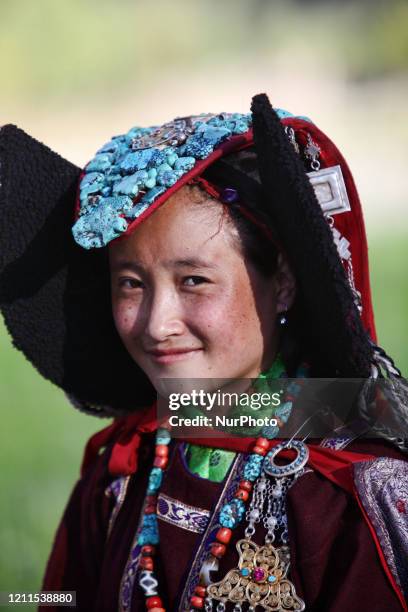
[188,181,280,280]
[225,203,280,278]
[199,147,281,278]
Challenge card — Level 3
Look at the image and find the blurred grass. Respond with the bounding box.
[0,233,407,606]
[0,320,105,606]
[369,231,408,374]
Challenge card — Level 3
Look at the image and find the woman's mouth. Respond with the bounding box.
[146,348,203,364]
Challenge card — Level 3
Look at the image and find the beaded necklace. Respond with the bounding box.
[136,363,308,612]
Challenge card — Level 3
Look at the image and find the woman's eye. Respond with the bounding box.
[183,276,208,287]
[118,278,143,289]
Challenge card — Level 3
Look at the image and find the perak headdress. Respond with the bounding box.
[0,93,403,419]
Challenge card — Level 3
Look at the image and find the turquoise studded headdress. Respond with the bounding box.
[72,109,307,250]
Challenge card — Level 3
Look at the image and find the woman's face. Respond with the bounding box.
[109,186,295,391]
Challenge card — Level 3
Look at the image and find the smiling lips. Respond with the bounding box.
[146,347,203,364]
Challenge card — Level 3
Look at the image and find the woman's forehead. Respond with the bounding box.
[108,185,237,265]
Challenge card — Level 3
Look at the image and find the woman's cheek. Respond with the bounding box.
[113,301,138,338]
[189,295,242,344]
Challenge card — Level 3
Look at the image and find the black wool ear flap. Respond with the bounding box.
[250,94,373,377]
[0,124,81,272]
[0,125,81,386]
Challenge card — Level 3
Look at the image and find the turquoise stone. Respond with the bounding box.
[128,201,150,219]
[120,150,154,173]
[131,169,149,185]
[80,171,104,188]
[144,176,157,189]
[86,153,113,172]
[261,424,280,440]
[105,173,121,185]
[137,514,159,546]
[148,149,168,167]
[79,173,105,201]
[101,196,133,213]
[144,168,158,189]
[230,120,249,133]
[205,116,222,127]
[262,398,293,438]
[193,120,207,130]
[147,467,163,494]
[195,126,230,145]
[174,156,196,172]
[268,575,276,583]
[176,144,187,156]
[141,186,166,205]
[243,454,263,481]
[106,163,121,175]
[156,428,171,445]
[79,183,104,202]
[157,170,179,187]
[183,138,214,159]
[275,401,293,423]
[157,162,173,174]
[241,568,250,577]
[72,204,129,249]
[115,141,130,159]
[219,498,245,528]
[125,126,144,142]
[79,199,101,217]
[166,152,178,167]
[113,171,148,197]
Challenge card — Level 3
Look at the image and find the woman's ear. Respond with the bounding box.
[275,252,296,313]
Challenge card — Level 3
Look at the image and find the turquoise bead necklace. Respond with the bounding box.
[136,360,309,611]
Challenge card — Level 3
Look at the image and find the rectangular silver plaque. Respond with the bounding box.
[307,164,351,216]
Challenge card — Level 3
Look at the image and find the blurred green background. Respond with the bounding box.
[1,0,407,608]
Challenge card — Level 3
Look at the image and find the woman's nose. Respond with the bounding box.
[144,289,185,342]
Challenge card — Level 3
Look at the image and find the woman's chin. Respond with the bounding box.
[149,365,255,401]
[145,357,222,397]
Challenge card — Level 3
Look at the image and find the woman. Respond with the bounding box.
[0,94,407,611]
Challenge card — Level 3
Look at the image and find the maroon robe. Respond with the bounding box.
[41,434,407,611]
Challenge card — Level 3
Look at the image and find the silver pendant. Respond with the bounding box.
[307,165,351,216]
[263,441,309,478]
[206,441,309,611]
[207,539,305,611]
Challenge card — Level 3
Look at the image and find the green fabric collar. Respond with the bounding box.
[185,354,286,482]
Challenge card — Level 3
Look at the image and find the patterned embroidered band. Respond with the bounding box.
[156,492,211,535]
